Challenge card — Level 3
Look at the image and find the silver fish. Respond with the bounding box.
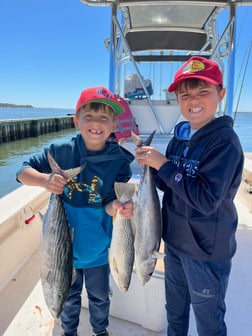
[109,182,136,292]
[132,130,163,286]
[40,152,83,319]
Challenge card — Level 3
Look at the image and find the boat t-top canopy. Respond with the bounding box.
[81,0,252,123]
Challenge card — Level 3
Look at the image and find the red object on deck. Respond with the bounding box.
[114,96,139,141]
[24,214,36,225]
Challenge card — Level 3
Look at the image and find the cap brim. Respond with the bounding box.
[168,75,220,92]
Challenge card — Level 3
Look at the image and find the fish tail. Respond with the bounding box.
[131,129,156,147]
[114,182,135,203]
[47,151,85,179]
[145,129,156,146]
[152,251,166,259]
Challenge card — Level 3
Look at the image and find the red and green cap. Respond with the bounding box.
[76,87,124,115]
[168,56,223,92]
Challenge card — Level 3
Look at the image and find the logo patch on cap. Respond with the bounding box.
[183,60,205,74]
[96,88,112,99]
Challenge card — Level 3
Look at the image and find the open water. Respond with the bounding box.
[0,107,75,120]
[0,107,252,199]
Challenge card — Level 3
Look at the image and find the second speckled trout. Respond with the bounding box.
[109,182,135,292]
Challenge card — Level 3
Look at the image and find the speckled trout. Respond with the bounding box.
[132,130,163,286]
[40,152,83,319]
[109,182,136,292]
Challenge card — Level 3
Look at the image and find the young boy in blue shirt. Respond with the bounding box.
[135,56,244,336]
[17,87,135,336]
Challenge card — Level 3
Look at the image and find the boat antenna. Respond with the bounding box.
[233,7,249,101]
[233,40,252,121]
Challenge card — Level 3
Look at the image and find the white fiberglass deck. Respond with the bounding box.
[0,195,252,336]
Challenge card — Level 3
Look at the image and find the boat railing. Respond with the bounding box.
[0,186,50,292]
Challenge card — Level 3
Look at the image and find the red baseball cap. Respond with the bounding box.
[76,87,124,115]
[168,56,223,92]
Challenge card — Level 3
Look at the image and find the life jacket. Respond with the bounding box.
[114,96,139,141]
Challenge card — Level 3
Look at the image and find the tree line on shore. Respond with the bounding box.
[0,103,33,108]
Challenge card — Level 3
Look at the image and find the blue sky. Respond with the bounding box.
[0,1,251,111]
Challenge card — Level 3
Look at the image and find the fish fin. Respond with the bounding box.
[112,212,118,222]
[47,151,85,179]
[131,217,136,238]
[46,270,52,282]
[38,211,44,221]
[114,182,135,203]
[112,258,119,274]
[70,228,74,241]
[131,130,143,147]
[152,251,165,259]
[71,268,77,285]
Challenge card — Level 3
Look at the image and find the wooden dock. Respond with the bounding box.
[0,116,74,144]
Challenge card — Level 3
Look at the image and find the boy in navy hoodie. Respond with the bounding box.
[17,87,135,336]
[135,57,244,336]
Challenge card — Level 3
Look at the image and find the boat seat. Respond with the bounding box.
[124,74,153,100]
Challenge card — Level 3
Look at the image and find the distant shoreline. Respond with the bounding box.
[0,103,33,108]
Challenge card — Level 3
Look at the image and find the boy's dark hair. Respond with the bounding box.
[176,78,223,93]
[76,102,115,117]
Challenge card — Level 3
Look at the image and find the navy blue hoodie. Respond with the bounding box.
[17,134,135,268]
[153,116,244,261]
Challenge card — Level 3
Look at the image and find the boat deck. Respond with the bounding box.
[0,195,252,336]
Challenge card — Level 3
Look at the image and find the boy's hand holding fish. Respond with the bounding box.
[46,172,69,194]
[135,145,168,170]
[106,198,134,219]
[17,168,68,195]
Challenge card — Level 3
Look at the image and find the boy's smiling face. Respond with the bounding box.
[74,103,117,151]
[177,81,226,130]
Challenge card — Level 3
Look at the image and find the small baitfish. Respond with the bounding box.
[109,182,136,292]
[132,130,163,286]
[40,152,83,319]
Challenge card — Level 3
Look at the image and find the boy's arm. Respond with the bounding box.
[18,168,68,195]
[18,168,50,187]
